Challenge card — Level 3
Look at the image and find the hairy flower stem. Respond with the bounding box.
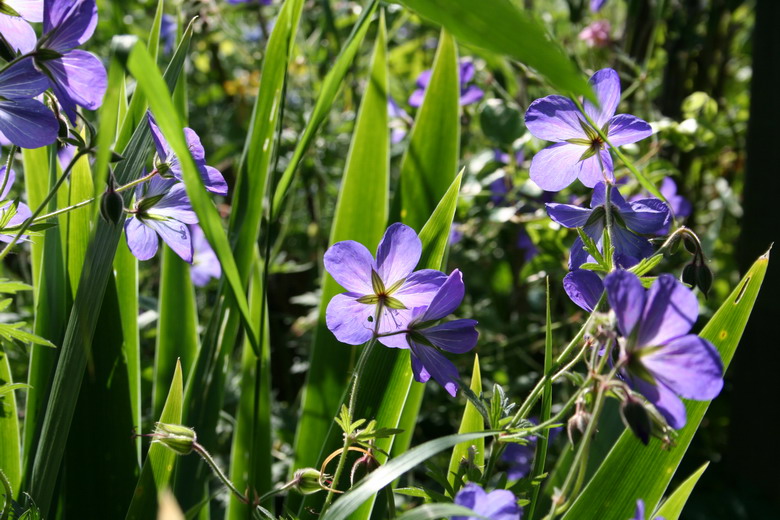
[192,441,249,504]
[321,338,376,511]
[602,177,616,271]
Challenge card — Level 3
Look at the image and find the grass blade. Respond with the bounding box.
[447,355,484,484]
[0,346,21,494]
[654,463,709,520]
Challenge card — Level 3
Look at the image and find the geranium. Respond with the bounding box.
[0,165,32,242]
[0,0,42,53]
[629,499,664,520]
[525,68,652,191]
[0,57,58,148]
[604,270,723,429]
[189,225,221,286]
[409,58,483,108]
[452,483,522,520]
[563,269,604,312]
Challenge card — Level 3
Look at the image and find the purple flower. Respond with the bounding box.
[525,68,652,191]
[629,177,691,219]
[501,418,561,480]
[546,182,670,269]
[388,98,411,143]
[160,13,177,55]
[563,269,604,312]
[0,57,58,148]
[33,0,106,123]
[377,270,478,397]
[449,223,464,246]
[590,0,608,11]
[604,271,723,429]
[324,223,447,346]
[630,499,664,520]
[452,483,522,520]
[148,112,228,195]
[409,58,484,108]
[516,227,538,262]
[0,0,42,53]
[0,165,32,243]
[124,175,198,263]
[190,224,221,286]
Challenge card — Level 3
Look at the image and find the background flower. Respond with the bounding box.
[453,483,522,520]
[409,58,483,108]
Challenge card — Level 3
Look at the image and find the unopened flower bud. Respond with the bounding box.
[682,260,713,298]
[292,468,327,495]
[620,396,652,445]
[153,422,197,455]
[100,188,125,225]
[350,450,379,485]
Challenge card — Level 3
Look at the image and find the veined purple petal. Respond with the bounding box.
[590,181,608,207]
[420,269,464,321]
[604,270,646,338]
[0,98,58,149]
[524,95,585,142]
[454,484,522,520]
[529,143,584,192]
[576,148,613,188]
[410,353,431,383]
[45,50,106,121]
[375,222,421,285]
[564,270,604,312]
[545,203,592,228]
[0,14,37,53]
[623,198,670,234]
[201,165,228,195]
[421,319,478,354]
[43,0,98,51]
[8,0,43,22]
[611,225,654,268]
[642,334,723,401]
[607,113,652,146]
[124,216,159,261]
[409,342,459,396]
[460,85,484,106]
[147,183,198,224]
[323,240,375,294]
[393,269,448,310]
[569,236,590,270]
[0,200,32,242]
[0,58,49,99]
[583,69,621,128]
[190,225,221,286]
[143,216,193,263]
[0,167,15,200]
[326,293,376,345]
[629,375,687,429]
[636,274,698,347]
[147,111,171,161]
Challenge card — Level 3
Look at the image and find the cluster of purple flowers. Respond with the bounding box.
[324,223,478,396]
[0,0,107,149]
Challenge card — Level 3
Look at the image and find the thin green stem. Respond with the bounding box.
[193,441,248,504]
[1,145,17,198]
[0,468,12,520]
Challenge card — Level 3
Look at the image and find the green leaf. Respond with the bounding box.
[397,29,460,232]
[64,145,94,296]
[0,279,32,294]
[561,250,769,520]
[654,462,709,520]
[394,503,487,520]
[394,0,591,100]
[0,346,21,494]
[125,360,184,520]
[271,0,379,217]
[321,432,497,520]
[448,355,484,485]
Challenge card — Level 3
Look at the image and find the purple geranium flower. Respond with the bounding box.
[591,0,607,12]
[124,175,198,263]
[563,269,604,312]
[525,68,652,191]
[0,57,58,148]
[546,182,670,269]
[33,0,106,123]
[388,97,412,143]
[0,0,42,53]
[453,483,522,520]
[409,58,483,108]
[0,165,32,242]
[629,177,691,219]
[324,222,447,346]
[377,270,478,397]
[148,112,228,195]
[190,224,221,286]
[501,418,561,480]
[604,271,723,429]
[160,13,177,55]
[630,499,664,520]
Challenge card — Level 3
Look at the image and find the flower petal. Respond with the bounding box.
[408,88,425,108]
[143,216,193,263]
[607,114,652,146]
[568,236,591,270]
[421,319,478,354]
[623,198,670,234]
[201,165,228,195]
[0,15,37,54]
[124,217,159,261]
[628,375,688,429]
[642,334,723,400]
[545,202,592,228]
[148,183,198,224]
[0,98,59,149]
[473,489,523,520]
[46,50,107,122]
[611,225,654,268]
[323,240,375,294]
[459,60,475,84]
[583,68,621,127]
[576,148,613,188]
[410,352,431,383]
[529,143,583,192]
[393,269,448,310]
[375,223,421,285]
[525,95,584,142]
[409,342,459,396]
[0,167,15,200]
[459,85,484,106]
[7,0,43,22]
[43,0,98,51]
[325,293,375,345]
[564,269,604,312]
[147,111,170,161]
[190,225,221,286]
[637,274,699,347]
[604,270,646,337]
[420,269,464,321]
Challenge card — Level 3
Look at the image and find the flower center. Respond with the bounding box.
[355,270,407,310]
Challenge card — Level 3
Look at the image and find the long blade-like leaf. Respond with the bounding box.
[448,355,484,484]
[0,346,21,494]
[654,463,709,520]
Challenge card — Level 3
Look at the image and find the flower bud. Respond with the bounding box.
[153,422,197,455]
[620,396,652,445]
[100,189,125,225]
[350,450,379,485]
[292,468,327,495]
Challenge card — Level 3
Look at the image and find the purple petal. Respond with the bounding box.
[590,181,608,207]
[632,500,646,520]
[576,149,613,188]
[393,269,448,310]
[0,14,37,53]
[410,353,431,384]
[323,239,375,294]
[611,226,654,268]
[7,0,43,22]
[200,165,228,195]
[143,217,193,263]
[408,88,425,108]
[629,376,687,429]
[529,143,584,192]
[453,483,486,512]
[660,177,692,218]
[604,270,646,338]
[45,50,107,122]
[43,0,98,51]
[421,319,478,354]
[0,167,16,200]
[590,0,607,10]
[326,293,376,345]
[0,98,59,149]
[388,98,407,119]
[459,85,484,106]
[0,199,32,242]
[409,342,459,396]
[583,68,621,127]
[375,223,421,285]
[502,442,535,480]
[124,217,159,261]
[524,95,585,142]
[414,69,432,89]
[0,58,49,99]
[623,198,670,234]
[642,334,723,401]
[607,114,652,146]
[459,60,475,84]
[545,202,592,228]
[147,183,198,224]
[420,269,464,321]
[569,236,590,270]
[190,225,221,286]
[147,111,170,161]
[636,274,698,347]
[473,489,522,520]
[564,270,604,312]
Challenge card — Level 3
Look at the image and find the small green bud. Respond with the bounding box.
[620,396,652,445]
[153,422,197,455]
[100,189,125,225]
[292,468,327,495]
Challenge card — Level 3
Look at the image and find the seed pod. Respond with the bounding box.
[292,468,327,495]
[153,422,197,455]
[100,189,125,225]
[620,396,652,445]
